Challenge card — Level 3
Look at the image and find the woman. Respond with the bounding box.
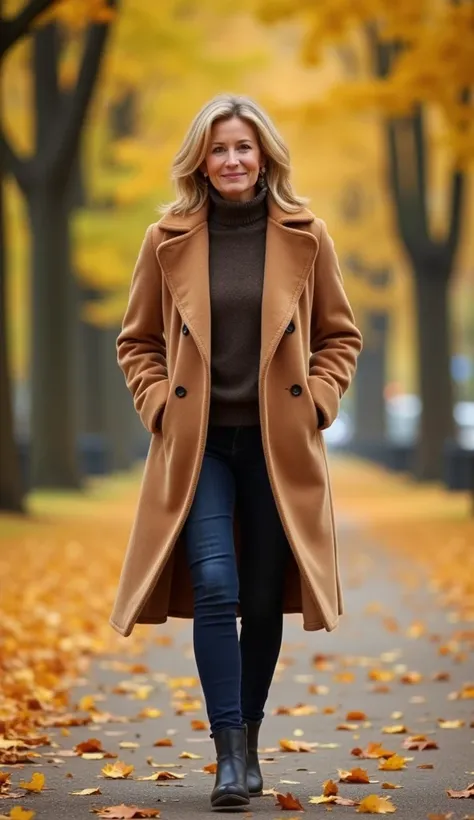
[110,93,362,811]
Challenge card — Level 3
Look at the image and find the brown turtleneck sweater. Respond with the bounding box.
[207,183,267,426]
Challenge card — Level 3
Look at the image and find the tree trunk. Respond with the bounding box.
[28,185,82,488]
[353,310,387,449]
[413,267,454,481]
[0,135,25,511]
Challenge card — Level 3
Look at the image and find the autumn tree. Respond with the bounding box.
[2,0,117,493]
[0,0,58,511]
[256,0,473,480]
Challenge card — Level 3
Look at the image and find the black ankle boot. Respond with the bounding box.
[210,726,250,810]
[244,719,263,796]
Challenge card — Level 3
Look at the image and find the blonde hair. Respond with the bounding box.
[160,93,308,216]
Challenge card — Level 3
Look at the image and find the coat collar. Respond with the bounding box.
[158,192,315,232]
[156,193,318,371]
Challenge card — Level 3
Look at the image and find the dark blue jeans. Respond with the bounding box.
[182,424,291,735]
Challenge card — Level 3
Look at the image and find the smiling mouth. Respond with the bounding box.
[223,173,245,178]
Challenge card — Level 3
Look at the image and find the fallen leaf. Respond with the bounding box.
[347,711,367,721]
[308,684,329,695]
[17,774,45,793]
[178,751,202,760]
[438,720,465,729]
[382,726,407,735]
[190,720,208,731]
[381,783,402,789]
[336,723,359,731]
[91,805,161,818]
[417,764,434,769]
[137,709,162,719]
[153,739,173,747]
[0,809,36,820]
[75,739,104,754]
[378,755,407,771]
[352,743,395,760]
[400,672,422,684]
[279,739,313,753]
[70,787,102,795]
[274,704,317,717]
[323,780,338,797]
[203,763,217,774]
[402,738,439,751]
[275,791,304,810]
[446,781,474,798]
[101,762,134,779]
[333,672,355,683]
[357,794,397,813]
[338,768,371,784]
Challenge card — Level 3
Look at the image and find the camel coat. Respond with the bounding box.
[109,194,362,638]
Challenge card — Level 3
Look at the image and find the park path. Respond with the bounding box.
[2,507,473,820]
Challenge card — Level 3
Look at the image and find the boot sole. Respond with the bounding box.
[249,790,263,797]
[211,793,250,811]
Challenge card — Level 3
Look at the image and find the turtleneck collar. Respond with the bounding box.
[208,182,268,228]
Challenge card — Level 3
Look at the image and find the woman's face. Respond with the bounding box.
[201,116,264,202]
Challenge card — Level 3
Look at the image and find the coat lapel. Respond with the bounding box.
[157,208,211,365]
[260,213,318,373]
[156,195,319,371]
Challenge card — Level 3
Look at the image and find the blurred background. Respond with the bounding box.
[1,0,474,513]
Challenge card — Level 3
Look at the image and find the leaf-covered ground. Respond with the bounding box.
[0,457,473,819]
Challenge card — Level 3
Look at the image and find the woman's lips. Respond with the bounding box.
[223,173,245,179]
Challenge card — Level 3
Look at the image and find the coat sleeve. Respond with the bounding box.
[116,224,169,434]
[308,219,363,430]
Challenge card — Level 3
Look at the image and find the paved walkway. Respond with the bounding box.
[2,521,473,819]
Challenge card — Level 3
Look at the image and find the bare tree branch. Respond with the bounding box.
[0,0,54,57]
[51,0,117,181]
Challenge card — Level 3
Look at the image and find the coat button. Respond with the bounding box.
[175,385,187,398]
[285,321,295,334]
[290,384,302,396]
[182,324,189,335]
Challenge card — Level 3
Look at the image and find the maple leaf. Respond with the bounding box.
[352,743,395,760]
[382,725,407,734]
[338,767,371,784]
[347,711,367,721]
[275,791,304,810]
[378,755,407,771]
[178,751,202,759]
[75,738,103,754]
[101,762,134,779]
[203,763,217,774]
[0,810,36,820]
[153,739,173,747]
[357,794,397,813]
[18,773,45,793]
